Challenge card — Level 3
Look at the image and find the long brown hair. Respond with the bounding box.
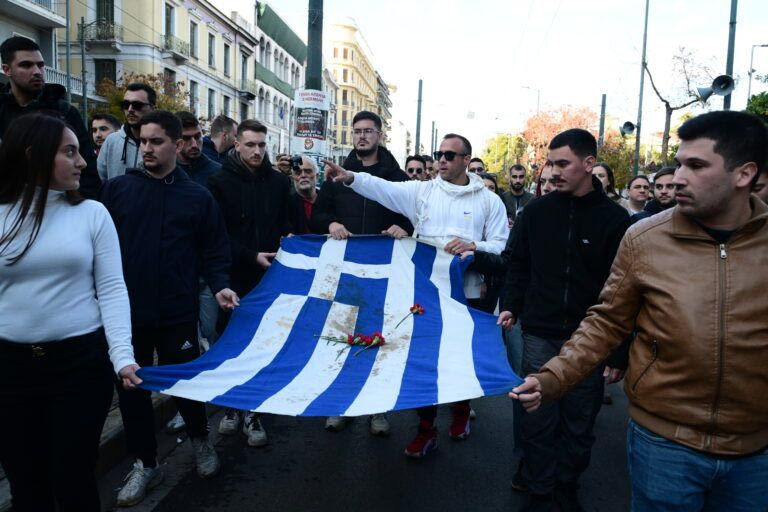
[0,113,83,265]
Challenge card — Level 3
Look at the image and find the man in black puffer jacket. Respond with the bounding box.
[206,119,293,447]
[311,111,412,239]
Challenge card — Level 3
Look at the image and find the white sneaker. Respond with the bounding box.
[116,459,163,507]
[369,413,391,436]
[324,416,348,432]
[469,407,477,420]
[191,437,220,479]
[165,411,186,434]
[243,412,268,447]
[218,408,242,435]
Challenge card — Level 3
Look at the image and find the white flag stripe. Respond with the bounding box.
[162,293,308,401]
[275,250,317,270]
[343,238,418,416]
[431,251,484,402]
[307,239,347,300]
[340,260,391,280]
[255,301,359,415]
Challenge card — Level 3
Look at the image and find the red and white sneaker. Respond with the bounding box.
[449,403,471,440]
[404,421,438,458]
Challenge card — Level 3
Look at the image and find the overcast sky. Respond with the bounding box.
[213,0,768,154]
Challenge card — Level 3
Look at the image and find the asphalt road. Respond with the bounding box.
[102,384,630,512]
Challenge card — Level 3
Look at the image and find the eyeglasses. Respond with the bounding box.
[353,128,379,136]
[433,151,468,162]
[292,167,314,176]
[468,167,484,173]
[120,100,152,110]
[406,167,423,174]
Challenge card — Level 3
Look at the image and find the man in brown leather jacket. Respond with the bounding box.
[510,110,768,512]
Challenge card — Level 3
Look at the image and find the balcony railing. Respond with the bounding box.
[23,0,61,13]
[44,65,102,101]
[80,21,123,42]
[239,79,257,98]
[163,35,189,58]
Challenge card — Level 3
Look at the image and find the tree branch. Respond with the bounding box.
[644,62,670,108]
[671,98,700,111]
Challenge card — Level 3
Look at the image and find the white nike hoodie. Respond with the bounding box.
[347,171,510,298]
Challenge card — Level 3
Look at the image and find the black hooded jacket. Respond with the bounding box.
[0,83,101,198]
[310,146,413,235]
[501,177,631,340]
[207,151,293,296]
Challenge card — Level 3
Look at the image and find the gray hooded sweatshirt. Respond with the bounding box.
[97,124,142,181]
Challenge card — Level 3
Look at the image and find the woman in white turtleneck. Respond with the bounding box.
[0,114,139,511]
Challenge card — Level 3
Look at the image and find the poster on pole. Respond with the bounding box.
[292,89,330,173]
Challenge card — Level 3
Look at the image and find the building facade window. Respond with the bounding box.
[342,89,347,105]
[241,53,248,84]
[189,81,198,113]
[189,21,198,58]
[208,89,216,118]
[259,37,265,63]
[240,102,248,122]
[342,69,347,82]
[164,3,174,36]
[341,130,347,145]
[223,44,231,76]
[223,95,231,117]
[96,0,114,22]
[343,48,348,59]
[94,59,116,85]
[333,47,338,58]
[208,34,215,67]
[163,68,176,96]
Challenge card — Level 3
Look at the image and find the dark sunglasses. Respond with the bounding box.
[406,167,423,174]
[433,150,468,162]
[120,100,152,110]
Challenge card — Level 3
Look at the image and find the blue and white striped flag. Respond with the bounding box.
[138,235,522,416]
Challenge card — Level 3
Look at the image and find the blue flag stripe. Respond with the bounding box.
[469,308,524,395]
[281,234,327,258]
[343,235,395,265]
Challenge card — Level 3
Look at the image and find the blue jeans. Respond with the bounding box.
[627,420,768,511]
[198,283,219,344]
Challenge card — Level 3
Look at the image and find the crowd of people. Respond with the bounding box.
[1,33,768,512]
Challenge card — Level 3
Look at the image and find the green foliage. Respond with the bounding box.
[90,72,190,119]
[746,92,768,124]
[480,133,528,187]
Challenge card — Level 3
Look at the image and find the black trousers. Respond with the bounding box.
[116,321,208,466]
[0,330,114,512]
[519,332,605,495]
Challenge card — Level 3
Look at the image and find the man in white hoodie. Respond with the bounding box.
[323,133,509,458]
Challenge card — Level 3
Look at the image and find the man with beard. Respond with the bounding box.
[290,155,319,233]
[632,166,677,222]
[175,111,221,186]
[98,83,156,181]
[91,113,120,156]
[207,119,293,447]
[100,110,237,506]
[502,164,533,222]
[0,36,101,198]
[405,154,427,181]
[311,110,412,436]
[423,155,436,180]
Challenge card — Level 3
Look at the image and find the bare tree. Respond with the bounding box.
[645,48,714,162]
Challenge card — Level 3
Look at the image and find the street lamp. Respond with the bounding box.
[521,86,541,113]
[747,43,768,105]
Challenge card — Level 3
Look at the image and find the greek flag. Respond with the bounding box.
[138,236,521,416]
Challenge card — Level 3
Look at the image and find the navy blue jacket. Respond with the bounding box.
[177,153,221,187]
[101,167,230,327]
[202,136,227,164]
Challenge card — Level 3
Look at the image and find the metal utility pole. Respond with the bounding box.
[430,120,435,155]
[305,0,323,90]
[633,0,650,176]
[79,17,87,121]
[747,44,768,105]
[65,0,72,104]
[598,93,606,149]
[723,0,738,110]
[415,79,422,155]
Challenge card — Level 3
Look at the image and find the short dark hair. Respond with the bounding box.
[509,164,526,174]
[237,119,268,138]
[677,111,768,180]
[478,172,499,192]
[125,82,157,106]
[653,166,676,182]
[406,155,426,168]
[422,155,434,163]
[175,111,200,130]
[352,111,382,130]
[469,157,485,166]
[549,128,597,159]
[443,133,472,155]
[210,114,237,137]
[139,110,182,141]
[0,36,41,65]
[628,174,650,188]
[91,113,121,130]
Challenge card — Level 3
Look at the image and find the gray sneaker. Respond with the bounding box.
[218,408,242,435]
[324,416,348,432]
[116,459,163,507]
[165,411,186,434]
[243,412,268,447]
[191,437,221,479]
[369,413,391,436]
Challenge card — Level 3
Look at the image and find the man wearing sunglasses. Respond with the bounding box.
[632,166,677,223]
[311,110,412,437]
[322,133,509,457]
[405,155,427,181]
[468,157,486,174]
[98,83,156,182]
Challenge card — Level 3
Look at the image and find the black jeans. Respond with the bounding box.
[0,330,114,512]
[519,332,605,495]
[116,321,209,466]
